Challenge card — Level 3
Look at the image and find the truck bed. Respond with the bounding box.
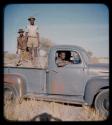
[4,66,47,94]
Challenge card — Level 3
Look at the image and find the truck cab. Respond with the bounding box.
[47,45,89,96]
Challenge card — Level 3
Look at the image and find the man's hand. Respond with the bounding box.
[37,32,40,48]
[65,61,70,64]
[38,39,40,48]
[16,50,18,54]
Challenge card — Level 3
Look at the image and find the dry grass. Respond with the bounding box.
[4,99,106,121]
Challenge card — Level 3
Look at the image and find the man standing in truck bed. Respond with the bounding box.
[25,16,40,65]
[16,29,28,66]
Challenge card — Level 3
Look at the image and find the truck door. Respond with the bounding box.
[47,50,87,96]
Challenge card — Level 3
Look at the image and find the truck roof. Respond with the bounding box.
[52,44,88,53]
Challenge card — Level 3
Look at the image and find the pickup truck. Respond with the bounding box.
[4,45,109,117]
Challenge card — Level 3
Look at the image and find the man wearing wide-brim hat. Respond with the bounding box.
[16,28,28,66]
[18,29,24,33]
[25,16,40,65]
[28,16,36,21]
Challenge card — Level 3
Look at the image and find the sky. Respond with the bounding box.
[4,4,109,57]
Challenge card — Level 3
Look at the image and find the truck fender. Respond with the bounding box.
[4,73,27,100]
[84,77,109,106]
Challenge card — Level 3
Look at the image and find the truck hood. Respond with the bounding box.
[88,63,109,77]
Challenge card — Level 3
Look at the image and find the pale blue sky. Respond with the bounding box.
[4,4,109,57]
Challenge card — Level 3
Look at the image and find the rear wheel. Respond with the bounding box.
[4,87,16,104]
[94,89,109,117]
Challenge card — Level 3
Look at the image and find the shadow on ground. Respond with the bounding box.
[31,112,62,121]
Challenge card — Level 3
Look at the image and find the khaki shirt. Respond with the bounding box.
[17,36,27,50]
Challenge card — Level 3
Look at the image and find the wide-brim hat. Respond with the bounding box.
[18,29,24,33]
[28,16,36,21]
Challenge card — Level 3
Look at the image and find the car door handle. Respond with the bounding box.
[51,70,58,73]
[46,70,58,73]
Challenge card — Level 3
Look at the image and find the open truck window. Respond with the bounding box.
[55,50,81,67]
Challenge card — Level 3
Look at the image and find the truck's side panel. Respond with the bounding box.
[4,67,47,94]
[47,66,87,96]
[84,76,109,105]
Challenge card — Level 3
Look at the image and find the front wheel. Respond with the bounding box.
[94,89,109,117]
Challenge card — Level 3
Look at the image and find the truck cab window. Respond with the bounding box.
[55,50,81,67]
[55,51,71,67]
[70,51,81,64]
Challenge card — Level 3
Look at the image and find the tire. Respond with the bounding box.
[4,87,19,105]
[94,89,109,117]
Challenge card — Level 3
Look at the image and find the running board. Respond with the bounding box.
[24,93,85,105]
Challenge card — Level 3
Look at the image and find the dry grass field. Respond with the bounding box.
[4,99,106,121]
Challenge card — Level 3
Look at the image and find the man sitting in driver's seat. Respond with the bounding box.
[56,51,70,67]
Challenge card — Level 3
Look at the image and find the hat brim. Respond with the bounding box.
[28,18,35,21]
[18,31,24,33]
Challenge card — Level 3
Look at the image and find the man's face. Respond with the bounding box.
[30,19,35,25]
[60,52,66,60]
[73,52,79,58]
[19,32,24,36]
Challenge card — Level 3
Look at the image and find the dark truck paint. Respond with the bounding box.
[4,45,109,116]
